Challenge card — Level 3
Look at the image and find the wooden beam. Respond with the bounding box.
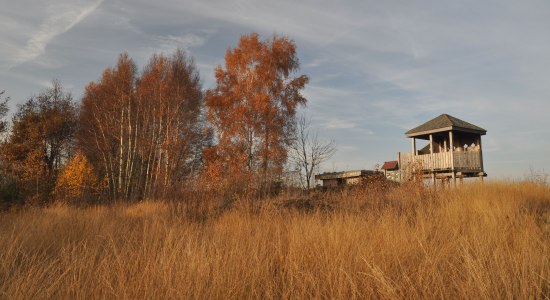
[398,152,402,182]
[452,172,457,188]
[478,136,484,173]
[450,131,456,189]
[429,134,433,154]
[406,126,486,138]
[412,138,416,156]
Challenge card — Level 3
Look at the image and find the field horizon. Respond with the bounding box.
[1,181,549,299]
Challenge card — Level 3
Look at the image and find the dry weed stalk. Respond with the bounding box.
[0,181,548,299]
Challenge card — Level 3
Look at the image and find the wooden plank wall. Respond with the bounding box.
[401,151,481,171]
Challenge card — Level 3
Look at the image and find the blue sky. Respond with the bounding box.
[1,0,550,179]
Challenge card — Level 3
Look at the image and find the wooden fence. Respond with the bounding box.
[400,151,482,171]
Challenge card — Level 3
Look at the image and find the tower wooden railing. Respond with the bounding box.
[400,151,482,171]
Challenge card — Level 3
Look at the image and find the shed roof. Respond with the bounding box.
[315,170,379,180]
[405,114,486,137]
[381,161,398,170]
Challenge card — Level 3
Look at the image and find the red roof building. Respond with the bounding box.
[381,161,398,170]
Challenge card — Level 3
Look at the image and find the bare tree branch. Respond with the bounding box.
[289,115,336,190]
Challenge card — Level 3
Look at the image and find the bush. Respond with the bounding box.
[53,151,99,204]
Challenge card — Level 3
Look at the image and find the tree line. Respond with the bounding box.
[0,33,335,206]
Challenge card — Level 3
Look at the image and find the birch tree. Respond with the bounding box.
[79,50,206,201]
[136,50,205,199]
[79,53,138,201]
[205,33,308,193]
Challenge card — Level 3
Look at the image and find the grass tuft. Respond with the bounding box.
[0,181,548,299]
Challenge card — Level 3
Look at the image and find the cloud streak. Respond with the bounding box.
[11,0,104,69]
[1,0,549,178]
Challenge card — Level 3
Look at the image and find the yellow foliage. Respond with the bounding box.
[54,150,99,203]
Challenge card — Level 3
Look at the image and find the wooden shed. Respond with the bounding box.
[315,170,380,187]
[399,114,487,185]
[381,161,399,181]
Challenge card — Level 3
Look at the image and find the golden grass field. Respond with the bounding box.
[1,181,549,299]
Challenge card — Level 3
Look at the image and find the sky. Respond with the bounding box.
[1,0,550,179]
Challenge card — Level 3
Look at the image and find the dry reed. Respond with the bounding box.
[0,181,548,299]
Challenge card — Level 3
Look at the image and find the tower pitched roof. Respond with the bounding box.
[405,114,486,137]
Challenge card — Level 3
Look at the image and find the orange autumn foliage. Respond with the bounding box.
[205,33,308,192]
[79,50,207,201]
[54,151,99,203]
[1,81,77,203]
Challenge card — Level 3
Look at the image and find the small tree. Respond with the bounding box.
[2,81,78,203]
[289,115,336,190]
[205,33,309,194]
[54,150,99,204]
[0,90,9,136]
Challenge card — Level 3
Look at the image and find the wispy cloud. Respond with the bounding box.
[11,0,104,68]
[1,0,549,178]
[157,34,207,51]
[143,30,218,60]
[325,119,357,129]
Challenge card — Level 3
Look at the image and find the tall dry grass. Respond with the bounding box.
[0,181,549,299]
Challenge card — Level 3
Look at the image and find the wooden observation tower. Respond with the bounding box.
[398,114,487,186]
